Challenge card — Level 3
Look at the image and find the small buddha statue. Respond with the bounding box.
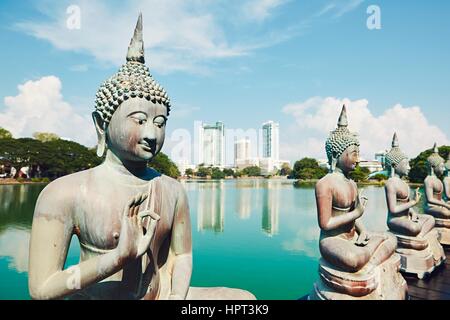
[424,143,450,245]
[384,133,445,278]
[28,14,255,300]
[310,105,406,300]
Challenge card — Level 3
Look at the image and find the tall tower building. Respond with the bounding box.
[198,121,225,167]
[262,121,279,160]
[234,138,251,166]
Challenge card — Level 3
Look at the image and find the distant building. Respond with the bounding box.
[234,138,251,166]
[359,160,383,173]
[198,121,225,168]
[262,121,279,161]
[375,150,388,168]
[176,159,195,176]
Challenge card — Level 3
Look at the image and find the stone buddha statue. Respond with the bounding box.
[310,105,406,300]
[28,14,255,300]
[384,133,445,278]
[424,143,450,245]
[444,153,450,203]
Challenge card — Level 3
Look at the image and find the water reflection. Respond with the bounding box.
[261,180,280,236]
[197,181,225,233]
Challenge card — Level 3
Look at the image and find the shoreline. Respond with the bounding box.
[0,178,49,185]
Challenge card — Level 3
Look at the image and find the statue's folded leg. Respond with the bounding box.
[186,287,256,300]
[366,233,397,268]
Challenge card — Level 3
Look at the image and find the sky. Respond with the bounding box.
[0,0,449,165]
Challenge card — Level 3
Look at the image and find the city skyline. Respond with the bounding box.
[0,1,449,163]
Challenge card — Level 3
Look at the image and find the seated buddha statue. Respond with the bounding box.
[28,14,255,300]
[384,133,445,278]
[424,144,450,245]
[443,154,450,204]
[311,105,406,300]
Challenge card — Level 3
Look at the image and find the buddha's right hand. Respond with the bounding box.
[413,188,421,205]
[117,193,160,262]
[355,190,368,217]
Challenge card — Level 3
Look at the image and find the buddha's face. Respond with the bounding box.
[395,159,410,177]
[434,162,445,176]
[336,144,360,173]
[106,98,167,162]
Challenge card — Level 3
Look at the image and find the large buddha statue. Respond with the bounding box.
[384,133,445,278]
[28,14,255,300]
[310,105,406,300]
[444,153,450,204]
[424,144,450,245]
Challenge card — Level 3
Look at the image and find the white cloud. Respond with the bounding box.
[242,0,288,22]
[0,229,30,273]
[0,76,95,147]
[316,0,364,18]
[282,96,449,161]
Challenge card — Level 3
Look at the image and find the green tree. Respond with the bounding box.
[196,166,212,178]
[33,132,60,142]
[211,167,226,179]
[279,163,292,176]
[223,168,234,177]
[409,145,450,183]
[349,165,370,182]
[149,152,181,179]
[243,166,261,177]
[371,173,388,182]
[0,127,12,139]
[185,168,194,176]
[292,158,327,180]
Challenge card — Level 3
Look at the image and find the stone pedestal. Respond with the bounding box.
[310,254,407,300]
[393,229,446,279]
[435,218,450,246]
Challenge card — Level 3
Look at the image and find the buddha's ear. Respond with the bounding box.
[92,112,106,157]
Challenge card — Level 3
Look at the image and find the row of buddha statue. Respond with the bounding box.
[310,105,448,300]
[27,14,447,300]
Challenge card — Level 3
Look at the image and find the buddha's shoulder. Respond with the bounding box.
[36,167,100,205]
[158,174,185,195]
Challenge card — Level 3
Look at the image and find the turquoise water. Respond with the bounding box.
[0,180,411,300]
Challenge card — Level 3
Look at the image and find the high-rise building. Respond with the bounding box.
[262,121,279,161]
[234,138,251,166]
[198,121,225,167]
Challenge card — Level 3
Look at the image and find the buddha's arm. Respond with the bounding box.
[316,183,363,231]
[425,181,450,209]
[29,218,126,300]
[168,187,193,300]
[384,183,416,215]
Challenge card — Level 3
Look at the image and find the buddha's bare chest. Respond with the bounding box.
[331,181,357,209]
[74,185,173,251]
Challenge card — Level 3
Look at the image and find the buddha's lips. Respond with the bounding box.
[139,142,154,153]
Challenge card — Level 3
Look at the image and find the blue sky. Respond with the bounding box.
[0,0,449,163]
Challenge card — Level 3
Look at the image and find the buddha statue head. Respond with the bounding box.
[325,105,360,174]
[427,143,445,176]
[92,13,171,162]
[385,133,410,178]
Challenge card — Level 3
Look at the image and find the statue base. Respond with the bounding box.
[309,254,407,300]
[393,229,446,279]
[435,218,450,246]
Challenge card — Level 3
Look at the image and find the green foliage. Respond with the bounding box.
[0,138,102,179]
[149,152,181,179]
[242,166,261,177]
[349,165,370,182]
[223,168,234,177]
[33,132,60,142]
[409,145,450,183]
[292,158,327,180]
[185,168,194,176]
[279,163,292,176]
[371,173,388,182]
[0,127,12,139]
[211,167,226,179]
[196,166,212,178]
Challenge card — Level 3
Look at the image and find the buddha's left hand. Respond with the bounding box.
[355,231,370,247]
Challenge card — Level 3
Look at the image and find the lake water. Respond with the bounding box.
[0,179,424,300]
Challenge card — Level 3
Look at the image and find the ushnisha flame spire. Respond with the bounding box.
[385,132,408,169]
[427,142,445,169]
[94,13,171,125]
[325,105,360,165]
